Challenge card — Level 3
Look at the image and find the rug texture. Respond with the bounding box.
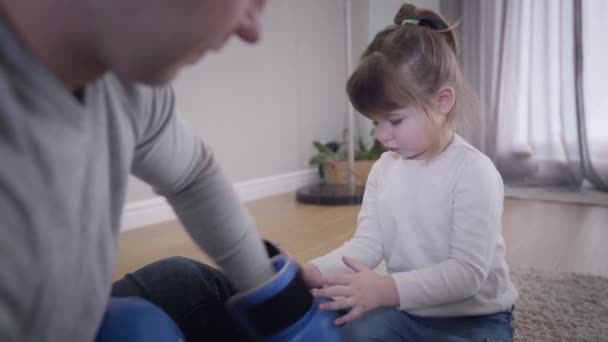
[511,270,608,341]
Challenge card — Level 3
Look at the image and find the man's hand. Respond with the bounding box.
[300,263,324,289]
[311,256,399,325]
[277,246,324,289]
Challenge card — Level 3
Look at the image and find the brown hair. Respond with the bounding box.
[346,3,469,155]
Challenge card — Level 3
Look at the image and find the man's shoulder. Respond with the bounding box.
[96,73,159,106]
[95,74,176,131]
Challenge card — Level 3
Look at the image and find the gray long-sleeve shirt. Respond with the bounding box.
[0,19,272,341]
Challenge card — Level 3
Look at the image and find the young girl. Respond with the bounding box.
[301,3,518,341]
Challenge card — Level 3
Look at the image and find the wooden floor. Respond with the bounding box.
[114,193,608,280]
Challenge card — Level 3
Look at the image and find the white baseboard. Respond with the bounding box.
[120,168,320,232]
[120,197,175,233]
[233,168,320,202]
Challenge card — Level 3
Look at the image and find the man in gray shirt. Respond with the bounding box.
[0,0,274,340]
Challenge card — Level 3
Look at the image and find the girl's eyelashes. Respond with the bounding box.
[372,116,405,127]
[390,118,404,126]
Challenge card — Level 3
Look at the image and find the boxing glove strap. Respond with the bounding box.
[244,268,313,335]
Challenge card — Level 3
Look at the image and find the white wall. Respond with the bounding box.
[126,0,443,203]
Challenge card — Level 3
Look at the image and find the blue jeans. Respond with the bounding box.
[112,256,252,341]
[112,256,513,342]
[342,307,514,342]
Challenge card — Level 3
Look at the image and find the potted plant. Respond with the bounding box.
[309,138,385,187]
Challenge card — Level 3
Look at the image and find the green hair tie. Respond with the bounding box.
[401,19,420,26]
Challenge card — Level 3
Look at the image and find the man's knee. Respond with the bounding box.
[114,256,232,294]
[112,256,235,318]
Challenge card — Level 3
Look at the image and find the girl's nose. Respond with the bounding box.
[375,123,391,143]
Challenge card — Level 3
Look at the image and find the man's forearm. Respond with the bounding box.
[164,149,274,291]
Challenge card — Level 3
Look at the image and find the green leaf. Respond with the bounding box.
[313,141,335,154]
[358,139,367,153]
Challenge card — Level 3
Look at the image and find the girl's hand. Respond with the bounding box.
[311,256,399,325]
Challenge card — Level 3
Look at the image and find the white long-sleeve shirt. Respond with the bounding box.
[311,135,518,317]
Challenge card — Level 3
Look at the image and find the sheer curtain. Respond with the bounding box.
[581,0,608,189]
[444,0,607,190]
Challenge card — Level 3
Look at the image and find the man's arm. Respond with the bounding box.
[130,86,274,291]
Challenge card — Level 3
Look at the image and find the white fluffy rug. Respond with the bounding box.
[511,270,608,341]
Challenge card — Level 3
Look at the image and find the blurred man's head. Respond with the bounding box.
[0,0,266,87]
[92,0,266,84]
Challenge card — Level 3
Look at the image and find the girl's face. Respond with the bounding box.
[372,107,433,160]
